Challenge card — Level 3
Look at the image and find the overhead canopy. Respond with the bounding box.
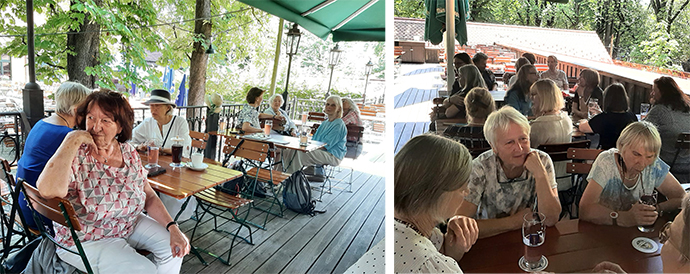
[237,0,385,42]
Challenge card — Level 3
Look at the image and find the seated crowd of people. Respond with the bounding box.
[402,52,690,273]
[14,82,362,273]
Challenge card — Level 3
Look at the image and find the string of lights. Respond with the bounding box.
[0,7,251,38]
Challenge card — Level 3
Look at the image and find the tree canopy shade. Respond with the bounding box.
[236,0,385,42]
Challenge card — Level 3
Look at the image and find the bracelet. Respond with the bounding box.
[273,114,276,119]
[166,221,178,231]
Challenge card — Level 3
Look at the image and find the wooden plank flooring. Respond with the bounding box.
[179,149,385,274]
[393,122,430,154]
[393,88,437,109]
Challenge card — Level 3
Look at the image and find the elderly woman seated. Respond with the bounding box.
[263,93,297,136]
[394,134,478,273]
[36,90,190,273]
[529,79,573,190]
[456,106,561,238]
[238,87,280,134]
[578,83,637,150]
[284,95,347,173]
[579,121,686,227]
[443,87,496,151]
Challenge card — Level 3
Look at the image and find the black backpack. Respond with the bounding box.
[282,170,325,216]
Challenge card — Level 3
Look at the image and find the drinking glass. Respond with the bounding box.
[588,98,600,120]
[170,137,184,168]
[640,103,650,119]
[638,189,658,233]
[264,119,273,136]
[299,125,309,146]
[519,212,548,272]
[146,146,159,169]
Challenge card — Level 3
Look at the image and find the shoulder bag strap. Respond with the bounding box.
[161,116,176,148]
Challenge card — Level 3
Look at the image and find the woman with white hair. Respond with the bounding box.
[263,93,297,136]
[17,81,91,234]
[456,106,561,238]
[580,121,686,227]
[394,134,479,273]
[284,95,347,173]
[341,98,362,142]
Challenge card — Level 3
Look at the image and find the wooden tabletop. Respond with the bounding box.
[141,152,242,199]
[210,130,327,153]
[459,219,667,273]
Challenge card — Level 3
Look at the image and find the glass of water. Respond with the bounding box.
[588,98,599,120]
[640,103,650,119]
[519,212,548,272]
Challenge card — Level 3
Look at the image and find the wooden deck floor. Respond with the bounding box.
[179,147,386,274]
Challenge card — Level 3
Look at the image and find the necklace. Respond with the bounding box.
[394,217,427,238]
[97,143,116,164]
[56,113,71,128]
[617,153,640,184]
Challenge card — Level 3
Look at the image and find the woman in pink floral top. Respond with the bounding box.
[342,98,362,142]
[37,90,190,274]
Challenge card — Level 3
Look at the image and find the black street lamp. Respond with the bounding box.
[325,44,342,98]
[363,60,373,104]
[282,23,301,110]
[23,0,43,127]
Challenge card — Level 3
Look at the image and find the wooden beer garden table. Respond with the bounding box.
[459,218,668,273]
[210,130,327,153]
[140,152,242,220]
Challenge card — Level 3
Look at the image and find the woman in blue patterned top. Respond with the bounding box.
[237,87,282,134]
[284,95,347,173]
[580,121,686,227]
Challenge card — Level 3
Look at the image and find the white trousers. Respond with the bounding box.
[284,149,341,174]
[56,213,182,274]
[160,194,197,221]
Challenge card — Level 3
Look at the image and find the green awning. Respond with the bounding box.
[424,0,468,45]
[237,0,385,42]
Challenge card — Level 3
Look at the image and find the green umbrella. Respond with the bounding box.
[424,0,469,45]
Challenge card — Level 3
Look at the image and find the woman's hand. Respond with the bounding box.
[593,261,627,273]
[626,202,657,226]
[443,215,479,258]
[168,225,190,258]
[523,151,546,177]
[67,130,98,155]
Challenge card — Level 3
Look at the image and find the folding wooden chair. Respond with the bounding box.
[191,184,254,265]
[669,132,690,183]
[21,181,95,274]
[0,158,37,261]
[223,137,290,229]
[442,127,491,158]
[537,140,591,219]
[566,148,604,218]
[189,130,221,165]
[307,112,327,122]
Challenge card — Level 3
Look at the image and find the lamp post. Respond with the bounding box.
[282,23,301,110]
[325,44,343,98]
[363,60,373,104]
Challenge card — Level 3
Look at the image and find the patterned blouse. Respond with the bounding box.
[342,111,362,126]
[54,143,147,247]
[238,103,260,129]
[465,149,557,219]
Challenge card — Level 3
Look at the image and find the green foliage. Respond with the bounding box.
[394,0,425,18]
[639,21,679,67]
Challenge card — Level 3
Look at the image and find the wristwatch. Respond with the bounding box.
[610,211,618,226]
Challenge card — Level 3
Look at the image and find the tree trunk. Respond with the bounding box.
[188,0,211,108]
[66,0,102,88]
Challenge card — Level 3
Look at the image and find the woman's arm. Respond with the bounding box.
[579,119,593,133]
[142,181,190,258]
[258,113,276,119]
[441,215,478,261]
[580,179,656,227]
[242,122,263,133]
[36,131,96,199]
[524,152,561,226]
[656,173,686,213]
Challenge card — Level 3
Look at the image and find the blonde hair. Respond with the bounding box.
[484,106,531,147]
[326,95,343,118]
[342,98,360,115]
[464,87,496,122]
[616,121,662,157]
[394,134,472,220]
[55,81,91,114]
[530,79,564,116]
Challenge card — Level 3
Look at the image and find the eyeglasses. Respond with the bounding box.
[659,221,673,244]
[497,169,530,184]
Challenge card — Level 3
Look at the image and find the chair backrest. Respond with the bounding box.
[0,157,13,197]
[566,148,603,174]
[670,132,690,173]
[21,182,81,231]
[537,140,591,162]
[189,131,209,150]
[360,109,377,117]
[308,112,327,122]
[372,122,385,133]
[223,136,269,163]
[346,124,364,143]
[310,123,321,135]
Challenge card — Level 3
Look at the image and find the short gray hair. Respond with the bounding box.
[55,81,91,114]
[484,106,531,147]
[394,134,472,220]
[268,93,284,105]
[616,121,662,157]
